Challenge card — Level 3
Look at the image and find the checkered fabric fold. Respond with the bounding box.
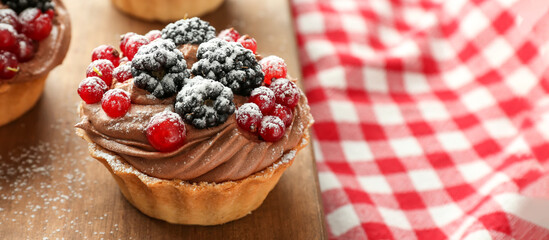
[291,0,549,239]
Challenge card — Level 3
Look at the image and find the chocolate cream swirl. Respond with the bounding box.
[76,48,313,183]
[1,0,71,84]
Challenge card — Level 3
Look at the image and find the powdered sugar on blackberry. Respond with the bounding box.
[132,39,189,99]
[175,77,235,129]
[191,38,264,95]
[161,17,216,45]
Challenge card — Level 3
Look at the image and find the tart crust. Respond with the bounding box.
[0,75,48,126]
[111,0,225,22]
[76,125,310,225]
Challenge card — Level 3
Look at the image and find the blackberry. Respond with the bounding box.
[161,17,216,46]
[1,0,54,14]
[191,38,264,96]
[175,76,235,129]
[132,39,190,99]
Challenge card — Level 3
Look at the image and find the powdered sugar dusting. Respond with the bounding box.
[260,116,285,135]
[0,107,136,238]
[92,146,162,184]
[236,103,262,122]
[271,150,296,169]
[0,23,17,35]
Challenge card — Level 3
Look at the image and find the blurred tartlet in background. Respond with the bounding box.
[0,0,71,126]
[110,0,225,22]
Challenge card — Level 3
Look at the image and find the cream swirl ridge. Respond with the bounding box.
[76,80,312,183]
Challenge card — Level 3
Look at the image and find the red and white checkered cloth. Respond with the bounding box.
[291,0,549,239]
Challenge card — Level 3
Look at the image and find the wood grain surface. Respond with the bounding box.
[0,0,326,239]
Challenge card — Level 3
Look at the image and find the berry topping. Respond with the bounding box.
[0,9,21,32]
[236,103,262,134]
[19,8,53,41]
[218,28,240,42]
[9,34,35,62]
[269,78,300,109]
[237,35,257,54]
[259,116,285,142]
[161,17,216,45]
[260,55,287,85]
[132,39,189,99]
[92,45,120,67]
[145,30,161,42]
[0,50,18,79]
[86,59,115,87]
[119,56,129,65]
[77,77,108,104]
[101,89,131,118]
[1,0,54,14]
[191,38,264,95]
[146,111,187,152]
[249,86,275,114]
[0,23,17,50]
[44,8,53,19]
[113,62,132,83]
[270,103,293,127]
[124,35,150,61]
[175,77,236,129]
[119,32,136,55]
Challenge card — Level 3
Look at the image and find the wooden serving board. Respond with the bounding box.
[0,0,326,239]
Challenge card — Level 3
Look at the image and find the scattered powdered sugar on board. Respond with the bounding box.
[0,104,133,239]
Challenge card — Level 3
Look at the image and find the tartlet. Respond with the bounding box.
[75,18,313,225]
[0,0,71,126]
[110,0,225,22]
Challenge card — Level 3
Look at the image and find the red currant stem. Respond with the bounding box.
[92,66,103,76]
[6,67,19,72]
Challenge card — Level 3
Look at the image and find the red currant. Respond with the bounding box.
[259,116,285,142]
[113,63,133,83]
[124,35,149,61]
[77,77,109,104]
[9,34,35,62]
[269,78,300,109]
[119,56,129,65]
[45,9,54,19]
[0,50,18,79]
[0,23,17,50]
[92,45,120,67]
[119,32,136,55]
[19,8,53,41]
[238,35,257,54]
[218,28,240,42]
[86,60,115,86]
[101,89,131,118]
[236,103,263,134]
[260,55,287,85]
[146,111,187,152]
[269,104,293,127]
[249,86,275,114]
[145,30,162,42]
[0,9,22,32]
